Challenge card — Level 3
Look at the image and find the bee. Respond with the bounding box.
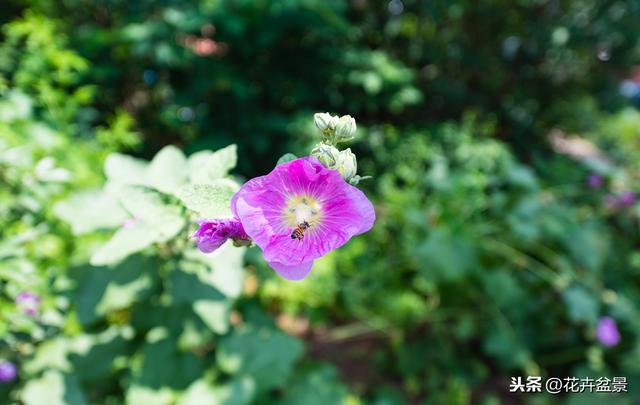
[290,221,311,241]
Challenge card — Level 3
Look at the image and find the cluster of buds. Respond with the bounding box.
[312,113,368,185]
[311,143,357,180]
[313,113,357,144]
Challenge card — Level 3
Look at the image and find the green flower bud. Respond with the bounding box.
[336,148,357,181]
[311,143,340,168]
[313,112,338,132]
[334,115,357,142]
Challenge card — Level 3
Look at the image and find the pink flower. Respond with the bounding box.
[596,316,620,347]
[15,292,40,316]
[231,157,375,280]
[0,361,17,383]
[192,219,249,253]
[604,191,636,209]
[619,191,636,206]
[587,174,603,189]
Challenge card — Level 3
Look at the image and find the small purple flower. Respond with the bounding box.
[192,218,249,253]
[230,157,375,280]
[618,191,636,206]
[587,174,603,189]
[605,191,637,209]
[0,361,17,383]
[16,292,40,316]
[596,316,621,347]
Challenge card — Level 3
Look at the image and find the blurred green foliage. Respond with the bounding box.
[2,0,640,404]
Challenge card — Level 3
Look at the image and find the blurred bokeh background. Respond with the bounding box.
[2,0,640,403]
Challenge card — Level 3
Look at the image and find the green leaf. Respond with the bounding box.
[483,323,530,369]
[118,185,185,240]
[564,285,599,324]
[21,370,86,405]
[188,145,237,183]
[147,145,188,195]
[185,242,247,299]
[169,269,230,334]
[194,300,231,335]
[280,364,349,405]
[177,380,216,405]
[0,90,32,121]
[104,152,148,185]
[416,229,477,281]
[24,338,71,374]
[179,377,254,405]
[90,222,159,266]
[207,144,237,178]
[68,327,133,384]
[567,222,609,273]
[178,181,237,218]
[76,256,158,324]
[187,150,213,184]
[126,386,174,405]
[132,337,204,390]
[214,377,255,405]
[217,327,303,392]
[277,153,297,165]
[96,273,153,315]
[54,189,128,234]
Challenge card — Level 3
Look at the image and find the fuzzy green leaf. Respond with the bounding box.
[90,222,159,266]
[54,189,128,234]
[147,145,188,195]
[178,181,237,218]
[117,185,185,240]
[206,144,237,178]
[104,153,148,185]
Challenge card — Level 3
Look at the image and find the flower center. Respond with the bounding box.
[283,195,322,227]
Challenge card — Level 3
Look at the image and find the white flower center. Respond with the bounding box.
[283,195,322,227]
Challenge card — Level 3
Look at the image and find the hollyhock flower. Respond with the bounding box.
[231,156,375,280]
[596,316,620,347]
[605,191,636,209]
[586,174,603,189]
[618,191,636,206]
[192,218,249,253]
[0,361,17,383]
[15,292,40,316]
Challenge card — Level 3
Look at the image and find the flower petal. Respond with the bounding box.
[268,260,314,280]
[317,170,376,236]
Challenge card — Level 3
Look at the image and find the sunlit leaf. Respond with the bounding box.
[147,145,188,195]
[21,370,85,405]
[90,222,159,266]
[178,182,237,218]
[104,153,148,185]
[54,189,128,234]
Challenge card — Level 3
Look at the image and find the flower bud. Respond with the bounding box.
[191,219,249,254]
[313,113,338,133]
[311,143,340,168]
[336,148,357,181]
[334,115,356,142]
